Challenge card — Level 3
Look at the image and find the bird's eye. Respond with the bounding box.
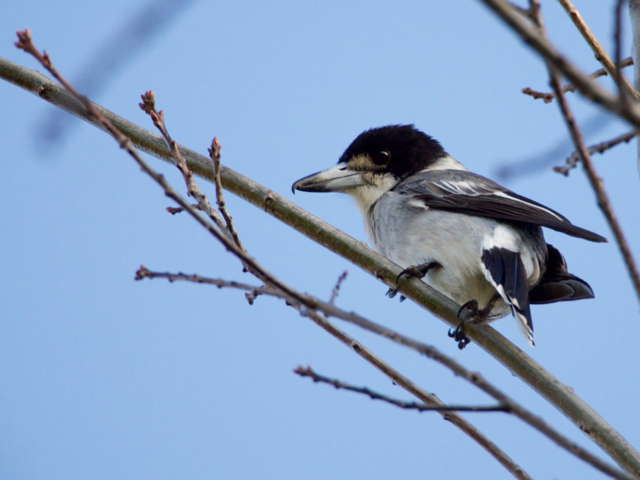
[375,150,391,164]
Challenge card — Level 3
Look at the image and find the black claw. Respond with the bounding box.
[457,299,479,321]
[450,296,500,348]
[449,300,485,349]
[395,262,439,285]
[448,324,471,349]
[390,261,440,301]
[395,267,415,284]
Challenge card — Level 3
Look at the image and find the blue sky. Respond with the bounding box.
[1,1,639,479]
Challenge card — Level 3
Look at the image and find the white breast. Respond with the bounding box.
[366,190,542,317]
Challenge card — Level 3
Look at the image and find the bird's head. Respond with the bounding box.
[292,125,448,200]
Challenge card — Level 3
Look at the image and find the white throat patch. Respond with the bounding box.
[347,174,398,218]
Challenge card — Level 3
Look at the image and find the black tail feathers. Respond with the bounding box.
[529,244,594,305]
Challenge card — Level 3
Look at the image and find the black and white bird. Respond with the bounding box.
[292,125,606,347]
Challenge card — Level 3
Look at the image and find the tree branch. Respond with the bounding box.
[483,1,640,310]
[554,131,636,175]
[208,137,245,251]
[134,265,277,296]
[522,57,634,102]
[557,0,639,100]
[134,163,532,479]
[478,0,640,129]
[2,53,639,476]
[548,73,640,306]
[138,91,232,240]
[136,266,637,480]
[294,366,511,412]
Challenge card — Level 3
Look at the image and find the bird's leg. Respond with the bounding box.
[448,295,500,349]
[387,261,441,300]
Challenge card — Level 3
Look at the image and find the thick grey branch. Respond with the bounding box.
[2,55,639,476]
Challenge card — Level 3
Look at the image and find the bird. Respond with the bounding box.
[292,125,606,348]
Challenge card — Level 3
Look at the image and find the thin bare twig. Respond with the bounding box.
[522,57,634,102]
[135,266,637,480]
[554,130,636,175]
[140,94,247,272]
[166,204,199,214]
[521,87,556,102]
[548,72,640,305]
[523,0,637,107]
[135,265,277,305]
[138,91,231,237]
[294,366,511,412]
[527,0,544,29]
[208,138,244,251]
[329,270,349,304]
[135,265,267,290]
[557,0,639,100]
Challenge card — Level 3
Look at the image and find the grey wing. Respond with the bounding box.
[396,170,606,243]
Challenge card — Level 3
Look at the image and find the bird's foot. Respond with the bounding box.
[385,288,406,302]
[449,299,494,350]
[386,261,440,300]
[448,323,471,349]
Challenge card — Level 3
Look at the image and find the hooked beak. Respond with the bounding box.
[292,164,367,194]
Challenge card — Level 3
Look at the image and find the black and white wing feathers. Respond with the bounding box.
[396,170,606,243]
[481,246,534,346]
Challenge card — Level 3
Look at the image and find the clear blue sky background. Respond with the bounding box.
[2,1,639,479]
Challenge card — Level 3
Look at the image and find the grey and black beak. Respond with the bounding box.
[292,164,367,194]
